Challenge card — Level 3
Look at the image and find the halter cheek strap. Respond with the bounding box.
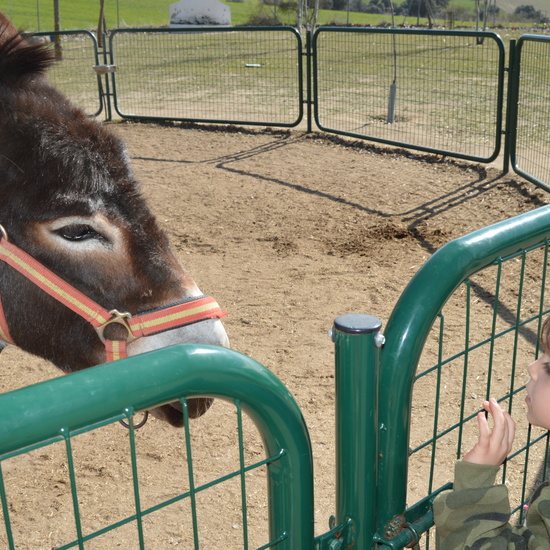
[0,229,226,362]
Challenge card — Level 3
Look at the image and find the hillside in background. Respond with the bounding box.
[496,0,548,14]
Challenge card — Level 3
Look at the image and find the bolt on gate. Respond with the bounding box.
[1,204,550,548]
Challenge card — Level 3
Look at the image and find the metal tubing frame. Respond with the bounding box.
[376,203,550,536]
[0,345,315,549]
[508,34,550,192]
[311,27,507,164]
[107,26,304,128]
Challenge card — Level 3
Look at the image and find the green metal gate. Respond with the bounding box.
[509,35,550,192]
[0,346,314,549]
[26,30,104,117]
[108,27,304,128]
[373,204,550,548]
[312,28,506,163]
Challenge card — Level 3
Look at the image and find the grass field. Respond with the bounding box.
[2,0,547,33]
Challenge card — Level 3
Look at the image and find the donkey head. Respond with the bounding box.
[0,13,228,425]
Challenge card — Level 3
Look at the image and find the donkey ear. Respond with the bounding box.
[0,12,55,85]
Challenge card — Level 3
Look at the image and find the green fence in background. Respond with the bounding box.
[34,26,550,190]
[109,27,304,127]
[313,28,506,163]
[25,30,104,117]
[509,34,550,192]
[1,205,550,548]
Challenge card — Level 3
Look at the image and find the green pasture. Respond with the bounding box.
[3,0,545,33]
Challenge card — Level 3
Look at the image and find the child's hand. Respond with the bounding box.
[463,398,516,466]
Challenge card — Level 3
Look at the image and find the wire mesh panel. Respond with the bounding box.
[371,205,550,549]
[408,250,549,548]
[25,30,103,117]
[313,28,505,162]
[510,35,550,191]
[109,27,303,127]
[0,346,314,549]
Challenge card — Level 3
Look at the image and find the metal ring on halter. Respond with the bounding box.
[119,410,149,430]
[0,224,8,241]
[94,309,139,344]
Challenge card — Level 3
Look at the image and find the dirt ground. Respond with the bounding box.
[1,122,549,549]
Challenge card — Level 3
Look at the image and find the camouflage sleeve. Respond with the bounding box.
[432,461,550,550]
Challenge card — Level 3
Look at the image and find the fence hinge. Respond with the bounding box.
[373,483,452,549]
[93,64,117,75]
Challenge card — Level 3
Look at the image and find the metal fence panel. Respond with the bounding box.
[0,345,314,549]
[372,205,550,548]
[313,28,506,162]
[109,27,303,127]
[510,35,550,191]
[26,30,103,117]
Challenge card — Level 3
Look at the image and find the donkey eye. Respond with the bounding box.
[57,224,102,241]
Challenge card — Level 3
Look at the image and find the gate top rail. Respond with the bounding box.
[109,25,303,36]
[314,27,505,38]
[376,203,550,527]
[517,34,550,45]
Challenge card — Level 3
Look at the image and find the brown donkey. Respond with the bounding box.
[0,13,229,426]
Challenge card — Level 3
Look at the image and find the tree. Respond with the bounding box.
[53,0,62,59]
[514,4,550,23]
[397,0,450,18]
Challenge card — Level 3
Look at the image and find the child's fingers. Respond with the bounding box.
[464,399,516,465]
[487,398,515,453]
[476,410,490,442]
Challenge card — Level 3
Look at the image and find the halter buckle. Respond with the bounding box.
[94,309,138,344]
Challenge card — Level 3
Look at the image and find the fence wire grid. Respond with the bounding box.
[30,27,550,189]
[511,35,550,191]
[109,28,304,127]
[313,29,505,163]
[392,234,550,548]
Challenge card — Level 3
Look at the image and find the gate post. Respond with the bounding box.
[331,314,383,549]
[503,39,517,175]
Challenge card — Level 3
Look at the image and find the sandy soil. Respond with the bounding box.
[0,121,548,549]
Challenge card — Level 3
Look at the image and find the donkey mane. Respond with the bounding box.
[0,13,54,86]
[0,13,141,218]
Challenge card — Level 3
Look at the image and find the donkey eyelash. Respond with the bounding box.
[56,224,104,241]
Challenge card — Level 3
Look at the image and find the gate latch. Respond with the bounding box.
[93,64,117,75]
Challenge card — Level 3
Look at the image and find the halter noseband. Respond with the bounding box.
[0,224,227,362]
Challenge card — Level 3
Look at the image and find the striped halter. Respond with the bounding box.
[0,224,226,363]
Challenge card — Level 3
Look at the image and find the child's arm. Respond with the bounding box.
[433,399,550,549]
